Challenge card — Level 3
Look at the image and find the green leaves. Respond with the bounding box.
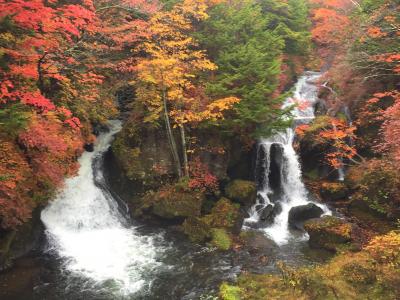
[198,0,300,137]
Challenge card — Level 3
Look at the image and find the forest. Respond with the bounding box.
[0,0,399,299]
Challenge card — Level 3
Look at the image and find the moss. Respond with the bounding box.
[304,216,354,252]
[202,198,240,229]
[219,283,242,300]
[341,261,376,286]
[224,180,256,205]
[139,184,204,220]
[182,217,210,243]
[320,182,348,201]
[182,198,242,243]
[210,228,232,250]
[225,232,400,300]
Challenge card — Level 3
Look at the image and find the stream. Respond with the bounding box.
[0,72,333,300]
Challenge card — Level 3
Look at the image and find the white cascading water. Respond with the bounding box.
[41,120,162,296]
[244,72,330,245]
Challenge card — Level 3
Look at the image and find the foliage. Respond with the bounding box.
[135,0,238,177]
[0,141,34,229]
[210,228,232,250]
[188,157,219,193]
[297,116,357,169]
[219,283,242,300]
[198,0,297,137]
[226,231,400,299]
[0,0,159,229]
[348,159,400,218]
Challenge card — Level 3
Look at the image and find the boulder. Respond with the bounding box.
[260,204,274,222]
[84,143,94,152]
[138,184,204,221]
[224,180,256,206]
[288,203,324,229]
[320,182,349,201]
[202,198,243,234]
[182,217,211,243]
[304,216,360,252]
[210,228,232,251]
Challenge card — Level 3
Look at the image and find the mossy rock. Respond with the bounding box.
[140,184,204,220]
[304,216,356,252]
[224,180,256,206]
[320,182,349,201]
[202,198,242,232]
[182,198,243,244]
[210,228,232,250]
[182,217,211,243]
[219,282,242,300]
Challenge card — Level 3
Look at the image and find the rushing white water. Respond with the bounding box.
[41,120,162,296]
[244,72,330,245]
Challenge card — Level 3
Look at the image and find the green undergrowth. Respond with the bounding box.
[220,231,400,300]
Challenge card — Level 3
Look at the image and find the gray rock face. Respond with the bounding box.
[260,203,282,225]
[288,203,324,230]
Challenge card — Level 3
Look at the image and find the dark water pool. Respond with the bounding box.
[0,223,332,300]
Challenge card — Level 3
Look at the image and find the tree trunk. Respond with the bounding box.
[37,53,47,95]
[179,125,189,177]
[162,89,182,177]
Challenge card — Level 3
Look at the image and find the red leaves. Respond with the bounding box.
[311,7,351,47]
[0,142,34,229]
[188,157,218,193]
[18,113,84,188]
[19,91,56,112]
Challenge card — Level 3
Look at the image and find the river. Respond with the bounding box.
[0,72,332,300]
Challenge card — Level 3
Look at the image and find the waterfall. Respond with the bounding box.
[244,72,330,245]
[41,120,163,296]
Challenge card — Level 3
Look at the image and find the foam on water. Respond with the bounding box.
[244,72,330,245]
[41,120,162,296]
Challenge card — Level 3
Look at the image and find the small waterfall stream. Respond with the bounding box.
[41,120,164,297]
[244,72,330,245]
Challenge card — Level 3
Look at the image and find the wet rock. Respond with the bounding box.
[84,143,94,152]
[269,144,284,191]
[260,205,274,221]
[256,193,266,204]
[137,185,204,221]
[182,217,210,243]
[320,182,349,201]
[0,208,44,271]
[304,216,361,252]
[288,203,324,230]
[224,180,256,206]
[260,203,282,225]
[240,231,278,254]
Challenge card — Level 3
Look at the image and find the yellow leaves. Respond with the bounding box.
[170,96,240,125]
[0,32,16,44]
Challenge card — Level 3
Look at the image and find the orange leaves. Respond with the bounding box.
[298,116,357,169]
[367,26,387,38]
[311,7,351,46]
[295,124,310,137]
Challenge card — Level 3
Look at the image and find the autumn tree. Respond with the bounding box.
[135,0,238,177]
[296,116,360,169]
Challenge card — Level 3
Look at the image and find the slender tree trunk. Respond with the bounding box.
[179,125,189,177]
[37,53,47,95]
[162,89,182,177]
